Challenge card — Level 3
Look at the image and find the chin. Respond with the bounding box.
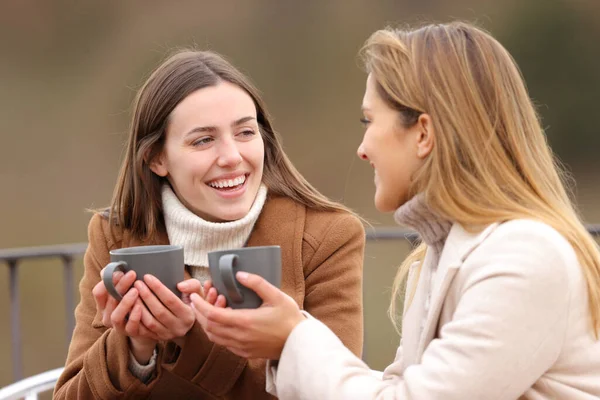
[374,197,394,213]
[217,203,254,222]
[374,190,404,213]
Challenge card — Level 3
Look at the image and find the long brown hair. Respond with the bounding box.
[361,21,600,338]
[108,49,353,240]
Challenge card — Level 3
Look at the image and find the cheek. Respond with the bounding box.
[175,154,213,180]
[246,139,265,169]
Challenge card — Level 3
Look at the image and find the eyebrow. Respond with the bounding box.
[184,116,257,136]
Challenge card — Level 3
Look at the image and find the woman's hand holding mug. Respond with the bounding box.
[92,269,158,363]
[190,272,305,360]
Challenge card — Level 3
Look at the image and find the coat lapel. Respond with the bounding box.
[413,222,500,363]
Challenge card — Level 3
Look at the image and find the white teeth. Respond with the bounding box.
[208,175,246,189]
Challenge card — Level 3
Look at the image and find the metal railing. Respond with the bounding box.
[0,228,418,383]
[1,224,599,395]
[0,243,87,382]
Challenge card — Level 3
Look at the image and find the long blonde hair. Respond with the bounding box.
[108,49,353,241]
[361,22,600,338]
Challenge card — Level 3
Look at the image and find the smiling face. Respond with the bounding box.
[357,74,434,212]
[150,81,265,222]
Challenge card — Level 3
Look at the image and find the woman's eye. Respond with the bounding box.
[238,129,256,138]
[360,117,371,128]
[192,137,214,146]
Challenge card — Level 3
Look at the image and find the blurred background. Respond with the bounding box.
[1,0,599,392]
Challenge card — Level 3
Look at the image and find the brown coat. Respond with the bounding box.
[53,195,365,399]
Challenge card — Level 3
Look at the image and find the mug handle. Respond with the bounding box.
[219,254,244,303]
[102,261,128,301]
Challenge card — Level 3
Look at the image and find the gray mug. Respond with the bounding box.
[208,246,281,309]
[102,245,184,301]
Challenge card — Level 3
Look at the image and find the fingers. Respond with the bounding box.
[124,302,143,336]
[92,280,108,311]
[102,271,137,326]
[206,287,218,305]
[124,302,160,341]
[134,280,177,327]
[215,294,227,308]
[190,293,237,326]
[203,280,213,297]
[226,346,250,359]
[117,270,137,295]
[178,278,202,295]
[235,272,281,304]
[110,288,139,330]
[179,278,202,305]
[92,270,125,312]
[143,275,188,318]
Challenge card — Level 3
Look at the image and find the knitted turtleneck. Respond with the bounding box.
[393,193,453,337]
[161,183,268,281]
[393,193,453,259]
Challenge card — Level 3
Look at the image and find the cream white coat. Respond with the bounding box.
[267,220,600,399]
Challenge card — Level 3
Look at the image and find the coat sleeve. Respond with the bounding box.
[301,213,365,356]
[266,212,366,396]
[268,221,577,399]
[53,214,155,400]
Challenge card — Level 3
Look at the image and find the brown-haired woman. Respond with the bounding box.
[53,50,365,399]
[192,22,600,399]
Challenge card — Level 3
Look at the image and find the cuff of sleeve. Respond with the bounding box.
[128,348,157,383]
[84,329,148,397]
[265,311,313,396]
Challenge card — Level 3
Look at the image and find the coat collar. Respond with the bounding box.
[402,221,500,368]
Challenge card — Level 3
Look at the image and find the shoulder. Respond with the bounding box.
[462,219,581,292]
[87,212,127,250]
[482,219,576,260]
[304,207,365,251]
[261,195,364,239]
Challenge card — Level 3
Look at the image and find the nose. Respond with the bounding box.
[216,137,243,168]
[357,142,369,161]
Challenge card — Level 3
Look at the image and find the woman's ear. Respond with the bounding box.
[148,152,168,177]
[416,113,434,159]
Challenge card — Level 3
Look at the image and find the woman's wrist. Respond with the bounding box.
[129,337,157,364]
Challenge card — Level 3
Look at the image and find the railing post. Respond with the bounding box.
[8,259,23,382]
[62,255,75,348]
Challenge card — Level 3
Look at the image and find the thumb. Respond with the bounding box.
[236,272,281,304]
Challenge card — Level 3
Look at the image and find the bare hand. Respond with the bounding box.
[190,272,305,360]
[132,275,203,346]
[92,270,158,362]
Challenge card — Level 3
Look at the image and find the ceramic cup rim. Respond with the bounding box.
[109,245,183,256]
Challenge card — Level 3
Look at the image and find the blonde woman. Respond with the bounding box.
[54,50,364,399]
[191,22,600,399]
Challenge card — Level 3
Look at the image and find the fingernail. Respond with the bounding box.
[144,274,155,283]
[190,293,200,302]
[236,271,249,281]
